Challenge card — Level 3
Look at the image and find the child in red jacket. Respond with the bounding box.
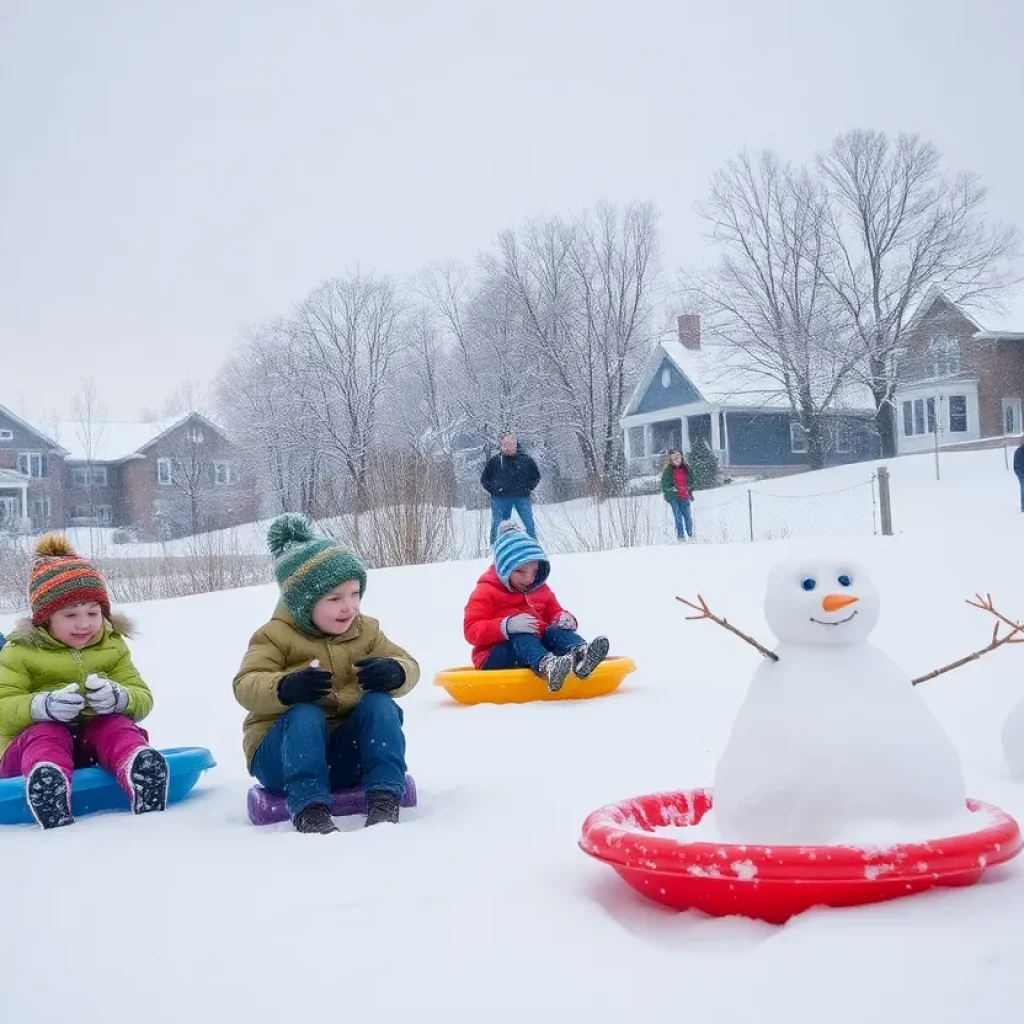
[463,521,609,692]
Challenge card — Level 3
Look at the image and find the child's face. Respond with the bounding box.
[509,561,538,593]
[48,602,104,648]
[670,451,682,466]
[311,581,361,635]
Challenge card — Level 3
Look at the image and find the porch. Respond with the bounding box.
[0,468,30,532]
[623,407,730,476]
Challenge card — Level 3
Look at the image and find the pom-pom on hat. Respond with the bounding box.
[493,519,550,591]
[29,534,111,627]
[268,513,368,634]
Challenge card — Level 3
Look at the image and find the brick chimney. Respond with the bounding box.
[677,314,701,350]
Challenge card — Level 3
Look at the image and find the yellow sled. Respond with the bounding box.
[434,656,636,705]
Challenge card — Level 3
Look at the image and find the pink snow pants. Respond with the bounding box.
[0,715,150,795]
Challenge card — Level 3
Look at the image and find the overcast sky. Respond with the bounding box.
[2,0,1023,421]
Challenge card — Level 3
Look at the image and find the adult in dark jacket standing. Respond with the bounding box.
[481,433,540,544]
[1014,442,1024,511]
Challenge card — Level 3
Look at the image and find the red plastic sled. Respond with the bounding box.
[579,789,1022,924]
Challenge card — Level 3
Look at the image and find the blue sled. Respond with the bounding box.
[0,746,216,826]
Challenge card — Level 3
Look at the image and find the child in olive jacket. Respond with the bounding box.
[0,536,164,829]
[233,515,420,835]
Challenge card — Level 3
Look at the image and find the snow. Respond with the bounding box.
[712,556,967,844]
[650,806,999,850]
[2,449,1024,1020]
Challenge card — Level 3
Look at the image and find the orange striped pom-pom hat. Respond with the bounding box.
[28,535,111,626]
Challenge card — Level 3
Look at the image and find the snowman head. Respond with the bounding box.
[764,556,879,647]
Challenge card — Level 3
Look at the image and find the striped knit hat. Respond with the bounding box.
[29,535,111,627]
[493,520,549,591]
[267,513,367,634]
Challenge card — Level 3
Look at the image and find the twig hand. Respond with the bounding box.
[912,593,1024,685]
[676,595,779,662]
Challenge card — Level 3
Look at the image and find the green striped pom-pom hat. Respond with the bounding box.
[267,514,367,634]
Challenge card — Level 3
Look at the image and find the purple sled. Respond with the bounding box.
[247,774,418,825]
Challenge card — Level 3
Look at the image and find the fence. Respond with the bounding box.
[0,470,893,613]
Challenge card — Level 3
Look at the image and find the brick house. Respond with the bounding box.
[0,409,258,539]
[895,289,1024,454]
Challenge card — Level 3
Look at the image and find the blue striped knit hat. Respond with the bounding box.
[493,520,549,591]
[267,514,367,634]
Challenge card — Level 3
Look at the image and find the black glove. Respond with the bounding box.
[277,663,333,705]
[354,658,405,693]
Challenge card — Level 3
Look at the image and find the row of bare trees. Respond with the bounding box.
[216,201,663,515]
[689,130,1020,465]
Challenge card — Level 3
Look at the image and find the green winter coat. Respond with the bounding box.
[233,602,420,770]
[0,614,153,762]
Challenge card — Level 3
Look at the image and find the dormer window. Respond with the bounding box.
[928,334,961,377]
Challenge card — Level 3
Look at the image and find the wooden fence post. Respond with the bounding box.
[877,467,893,536]
[747,489,754,542]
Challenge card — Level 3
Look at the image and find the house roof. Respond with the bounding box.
[0,467,29,488]
[0,405,68,454]
[625,338,875,418]
[905,285,1024,341]
[42,413,226,463]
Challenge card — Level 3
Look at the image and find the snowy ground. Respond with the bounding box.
[2,449,1024,1022]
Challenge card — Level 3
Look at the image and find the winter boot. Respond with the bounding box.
[365,791,400,827]
[572,636,610,680]
[124,747,169,815]
[539,652,574,693]
[293,803,339,834]
[26,763,74,830]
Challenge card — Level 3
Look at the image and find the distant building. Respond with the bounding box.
[620,315,879,478]
[895,288,1024,454]
[0,409,258,539]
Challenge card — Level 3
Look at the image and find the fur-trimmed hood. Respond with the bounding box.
[6,611,136,648]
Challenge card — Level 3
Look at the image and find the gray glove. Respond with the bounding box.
[30,684,85,724]
[505,614,541,636]
[85,674,128,715]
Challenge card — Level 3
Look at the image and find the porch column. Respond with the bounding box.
[680,417,688,453]
[643,424,653,458]
[720,411,731,467]
[20,484,27,521]
[710,407,721,451]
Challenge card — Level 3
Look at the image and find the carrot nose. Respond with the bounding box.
[822,593,858,613]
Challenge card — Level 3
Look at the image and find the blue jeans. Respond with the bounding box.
[483,625,585,674]
[669,497,693,538]
[251,695,407,817]
[490,496,537,544]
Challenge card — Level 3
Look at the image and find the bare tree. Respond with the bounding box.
[216,321,324,516]
[818,130,1021,456]
[691,151,861,469]
[71,378,110,534]
[288,271,405,511]
[160,418,214,537]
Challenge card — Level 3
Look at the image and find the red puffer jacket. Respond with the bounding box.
[463,566,575,668]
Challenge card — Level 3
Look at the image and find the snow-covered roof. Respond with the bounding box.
[46,418,180,463]
[631,339,875,416]
[0,467,29,487]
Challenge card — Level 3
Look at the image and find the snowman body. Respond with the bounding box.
[712,558,966,845]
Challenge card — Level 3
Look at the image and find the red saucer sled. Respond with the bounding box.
[579,788,1022,924]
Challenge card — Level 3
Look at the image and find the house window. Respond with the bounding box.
[1003,398,1022,436]
[661,368,671,388]
[627,426,645,459]
[0,429,12,442]
[70,466,108,488]
[157,458,173,485]
[31,498,51,528]
[948,395,968,433]
[790,422,808,453]
[913,399,925,435]
[902,401,914,436]
[213,461,236,486]
[17,452,43,478]
[929,335,961,377]
[834,421,854,454]
[185,426,204,444]
[69,505,111,525]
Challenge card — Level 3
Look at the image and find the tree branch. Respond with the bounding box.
[676,594,779,661]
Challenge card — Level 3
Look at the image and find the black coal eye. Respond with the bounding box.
[838,574,852,587]
[801,577,817,591]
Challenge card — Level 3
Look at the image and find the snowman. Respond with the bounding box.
[680,555,1016,846]
[1002,699,1024,779]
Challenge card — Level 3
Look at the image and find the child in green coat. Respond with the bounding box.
[0,536,164,829]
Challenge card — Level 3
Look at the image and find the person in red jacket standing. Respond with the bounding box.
[660,448,694,541]
[463,521,609,693]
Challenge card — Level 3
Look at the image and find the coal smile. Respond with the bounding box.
[809,610,858,626]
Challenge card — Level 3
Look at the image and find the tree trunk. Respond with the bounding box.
[874,400,897,458]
